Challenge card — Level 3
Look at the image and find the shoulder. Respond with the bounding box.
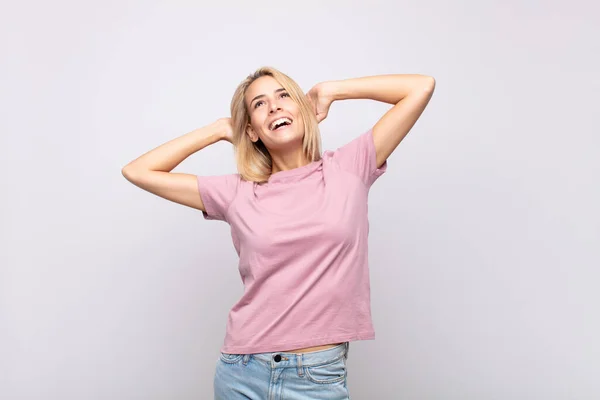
[322,128,387,187]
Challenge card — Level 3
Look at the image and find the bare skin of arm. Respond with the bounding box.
[121,118,233,211]
[308,74,436,168]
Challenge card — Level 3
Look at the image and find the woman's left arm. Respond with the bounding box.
[320,74,436,168]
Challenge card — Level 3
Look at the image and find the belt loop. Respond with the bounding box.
[344,342,349,360]
[296,353,304,377]
[242,354,250,365]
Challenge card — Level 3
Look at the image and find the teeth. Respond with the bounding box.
[269,117,292,130]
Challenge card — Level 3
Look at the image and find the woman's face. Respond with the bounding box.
[244,76,304,152]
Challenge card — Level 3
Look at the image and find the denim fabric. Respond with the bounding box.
[214,342,350,399]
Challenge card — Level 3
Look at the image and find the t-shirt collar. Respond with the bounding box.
[267,158,323,184]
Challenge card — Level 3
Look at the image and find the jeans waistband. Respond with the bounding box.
[243,342,349,369]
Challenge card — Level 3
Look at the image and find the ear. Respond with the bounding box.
[246,124,259,142]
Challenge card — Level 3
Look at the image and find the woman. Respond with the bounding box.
[122,67,435,399]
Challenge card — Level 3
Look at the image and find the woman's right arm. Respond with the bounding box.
[121,118,233,211]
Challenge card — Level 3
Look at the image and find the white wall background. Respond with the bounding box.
[1,0,599,399]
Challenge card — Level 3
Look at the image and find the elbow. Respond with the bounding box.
[424,76,436,92]
[121,164,138,182]
[121,165,131,181]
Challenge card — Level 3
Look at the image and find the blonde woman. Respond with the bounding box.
[122,67,435,399]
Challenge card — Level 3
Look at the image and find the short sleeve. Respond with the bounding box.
[196,174,241,222]
[331,128,388,188]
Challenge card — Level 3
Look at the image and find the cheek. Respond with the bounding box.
[249,112,264,129]
[294,111,304,128]
[291,105,303,122]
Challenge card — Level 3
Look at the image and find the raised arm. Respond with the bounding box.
[121,118,232,211]
[308,74,436,168]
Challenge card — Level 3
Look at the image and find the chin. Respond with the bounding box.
[266,130,304,148]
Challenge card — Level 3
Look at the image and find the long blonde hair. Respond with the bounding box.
[230,66,322,183]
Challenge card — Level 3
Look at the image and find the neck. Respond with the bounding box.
[270,147,311,175]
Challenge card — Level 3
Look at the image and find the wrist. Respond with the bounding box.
[189,123,222,146]
[211,118,231,142]
[323,80,346,102]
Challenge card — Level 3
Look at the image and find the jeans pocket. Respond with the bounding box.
[305,356,347,384]
[219,353,244,364]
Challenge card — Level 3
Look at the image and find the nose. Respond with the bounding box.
[269,101,282,114]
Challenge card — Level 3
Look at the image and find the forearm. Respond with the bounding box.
[326,74,435,105]
[122,121,225,174]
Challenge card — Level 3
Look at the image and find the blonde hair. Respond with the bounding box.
[230,66,322,183]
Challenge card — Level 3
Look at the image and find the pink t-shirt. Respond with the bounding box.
[197,128,387,354]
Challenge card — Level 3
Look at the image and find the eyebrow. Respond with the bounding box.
[250,88,287,106]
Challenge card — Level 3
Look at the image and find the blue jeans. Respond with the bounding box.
[214,342,350,399]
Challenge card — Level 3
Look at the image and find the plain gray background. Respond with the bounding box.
[1,0,599,399]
